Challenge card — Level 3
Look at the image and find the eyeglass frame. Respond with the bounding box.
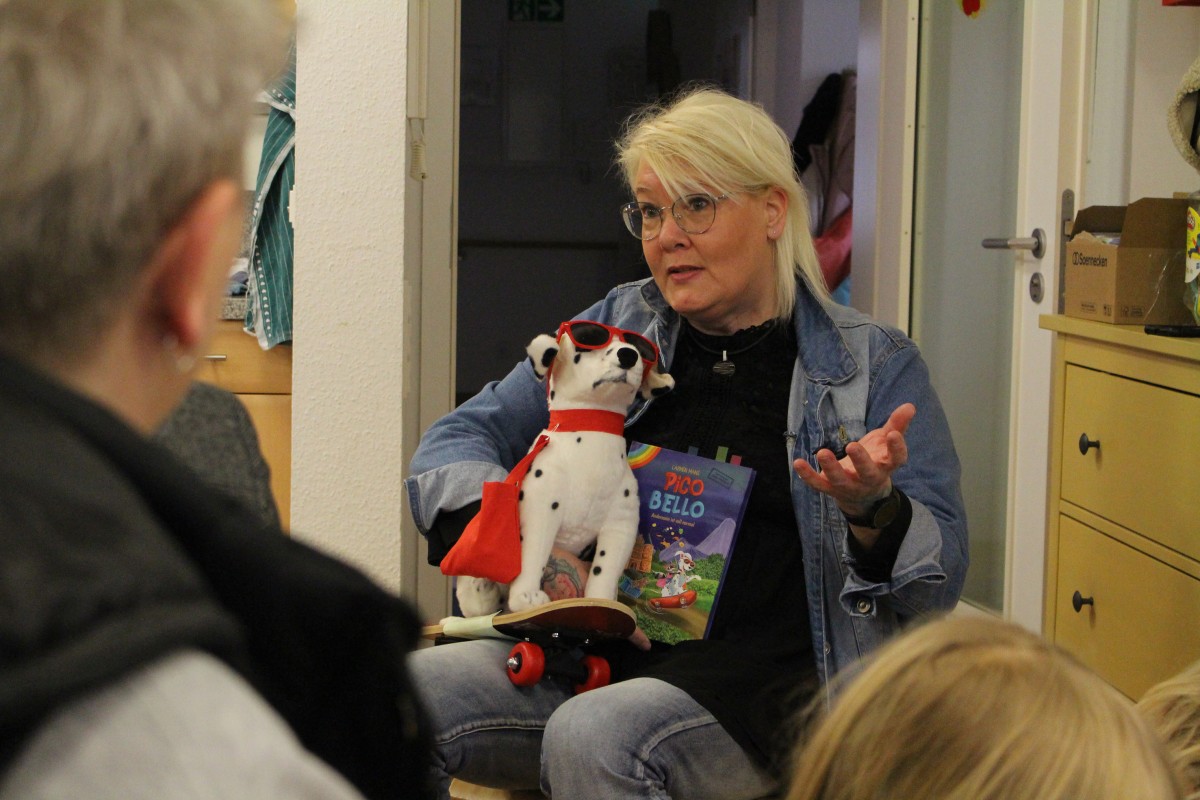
[556,320,660,367]
[619,192,730,241]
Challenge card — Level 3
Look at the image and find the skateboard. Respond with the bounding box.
[648,589,698,611]
[422,597,637,694]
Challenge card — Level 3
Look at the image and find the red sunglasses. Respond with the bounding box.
[556,320,659,366]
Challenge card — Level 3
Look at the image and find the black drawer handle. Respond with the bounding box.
[1078,433,1100,456]
[1072,590,1094,613]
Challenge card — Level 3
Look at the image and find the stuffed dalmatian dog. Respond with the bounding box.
[455,321,674,617]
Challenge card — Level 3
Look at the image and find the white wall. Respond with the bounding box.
[1088,0,1200,206]
[291,3,411,592]
[774,0,860,137]
[851,0,916,328]
[753,0,860,148]
[1128,0,1200,200]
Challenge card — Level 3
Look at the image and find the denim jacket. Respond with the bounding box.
[405,276,968,684]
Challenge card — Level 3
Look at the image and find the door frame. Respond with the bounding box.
[402,0,459,621]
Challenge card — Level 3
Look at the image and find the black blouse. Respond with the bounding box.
[603,318,820,775]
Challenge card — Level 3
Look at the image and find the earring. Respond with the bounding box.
[162,334,197,374]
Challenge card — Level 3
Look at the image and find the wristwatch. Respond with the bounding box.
[842,487,902,529]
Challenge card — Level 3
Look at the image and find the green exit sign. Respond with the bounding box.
[509,0,563,22]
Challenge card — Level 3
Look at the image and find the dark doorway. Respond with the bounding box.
[455,1,854,404]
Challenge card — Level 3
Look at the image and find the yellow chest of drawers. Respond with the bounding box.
[1041,315,1200,700]
[196,320,292,530]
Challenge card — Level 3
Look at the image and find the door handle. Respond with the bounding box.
[981,228,1046,259]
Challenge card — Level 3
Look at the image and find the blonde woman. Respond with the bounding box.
[406,86,967,799]
[786,615,1181,800]
[1139,660,1200,799]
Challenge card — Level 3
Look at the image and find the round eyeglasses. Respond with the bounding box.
[619,193,729,241]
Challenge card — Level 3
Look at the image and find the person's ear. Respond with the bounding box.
[147,179,244,352]
[764,186,788,240]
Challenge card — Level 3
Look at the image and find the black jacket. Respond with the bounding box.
[0,355,432,799]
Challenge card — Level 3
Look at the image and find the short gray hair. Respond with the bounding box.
[616,86,828,322]
[0,0,289,361]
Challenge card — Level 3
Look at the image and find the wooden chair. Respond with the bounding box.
[450,779,543,800]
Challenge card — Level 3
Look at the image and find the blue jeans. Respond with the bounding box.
[408,639,777,799]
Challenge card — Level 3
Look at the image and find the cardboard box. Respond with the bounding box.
[1064,197,1195,325]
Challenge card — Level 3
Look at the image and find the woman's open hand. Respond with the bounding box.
[792,402,915,523]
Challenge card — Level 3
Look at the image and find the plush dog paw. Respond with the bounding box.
[456,577,504,617]
[507,588,551,613]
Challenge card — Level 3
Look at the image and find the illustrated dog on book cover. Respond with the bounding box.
[441,320,674,617]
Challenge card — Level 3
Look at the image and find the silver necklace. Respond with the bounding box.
[684,322,777,377]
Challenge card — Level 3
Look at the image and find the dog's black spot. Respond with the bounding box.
[551,501,559,510]
[534,469,543,478]
[624,489,630,497]
[519,491,524,501]
[573,353,581,363]
[519,534,524,541]
[592,566,602,576]
[541,347,557,369]
[576,437,582,443]
[550,390,555,400]
[599,550,606,557]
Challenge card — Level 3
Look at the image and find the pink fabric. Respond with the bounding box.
[815,207,852,291]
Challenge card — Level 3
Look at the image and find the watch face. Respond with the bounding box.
[845,489,901,528]
[873,489,902,532]
[873,496,900,528]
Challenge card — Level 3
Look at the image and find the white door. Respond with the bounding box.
[890,1,1085,628]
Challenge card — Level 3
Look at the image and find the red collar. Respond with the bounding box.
[547,409,626,436]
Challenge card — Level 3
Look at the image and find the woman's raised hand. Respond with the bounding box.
[792,402,915,523]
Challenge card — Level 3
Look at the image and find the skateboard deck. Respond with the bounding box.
[423,598,637,693]
[422,597,636,643]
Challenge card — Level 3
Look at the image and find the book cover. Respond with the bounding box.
[618,442,756,644]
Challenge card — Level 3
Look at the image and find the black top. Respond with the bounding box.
[605,319,818,774]
[0,355,431,799]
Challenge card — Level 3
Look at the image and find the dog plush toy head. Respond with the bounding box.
[528,320,674,412]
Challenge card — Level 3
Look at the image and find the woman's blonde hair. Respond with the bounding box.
[1139,659,1200,799]
[615,85,827,322]
[786,615,1182,800]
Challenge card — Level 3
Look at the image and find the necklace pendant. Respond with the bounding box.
[713,356,735,377]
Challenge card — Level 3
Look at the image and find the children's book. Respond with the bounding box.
[618,442,755,644]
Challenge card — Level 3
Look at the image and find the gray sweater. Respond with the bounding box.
[0,652,365,800]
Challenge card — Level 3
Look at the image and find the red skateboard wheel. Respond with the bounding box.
[507,641,545,686]
[573,655,611,694]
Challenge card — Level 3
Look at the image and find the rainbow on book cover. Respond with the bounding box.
[619,442,755,643]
